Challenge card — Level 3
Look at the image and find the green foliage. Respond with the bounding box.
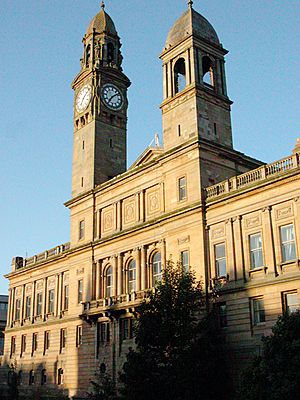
[87,368,117,400]
[120,261,230,400]
[237,311,300,400]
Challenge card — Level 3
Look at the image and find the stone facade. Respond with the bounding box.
[1,3,299,399]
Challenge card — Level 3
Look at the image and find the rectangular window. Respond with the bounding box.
[249,233,264,269]
[21,334,26,356]
[181,250,189,273]
[120,319,133,341]
[178,177,187,201]
[251,297,266,325]
[283,291,299,315]
[280,224,296,262]
[98,322,110,344]
[44,331,50,353]
[63,285,69,311]
[15,298,21,321]
[32,332,38,354]
[78,279,83,303]
[25,296,31,319]
[76,325,83,347]
[10,336,16,357]
[60,328,67,352]
[215,243,227,278]
[36,292,43,316]
[48,289,54,314]
[79,220,85,240]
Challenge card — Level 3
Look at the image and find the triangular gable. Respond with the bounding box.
[129,147,164,169]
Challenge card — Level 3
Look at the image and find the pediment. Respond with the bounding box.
[129,147,164,169]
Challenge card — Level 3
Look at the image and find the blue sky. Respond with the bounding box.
[0,0,299,294]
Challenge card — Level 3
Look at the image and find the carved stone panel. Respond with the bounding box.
[102,206,114,234]
[26,284,32,294]
[211,225,225,239]
[123,196,137,226]
[244,214,261,230]
[36,280,44,291]
[146,185,161,218]
[48,277,55,288]
[275,204,293,221]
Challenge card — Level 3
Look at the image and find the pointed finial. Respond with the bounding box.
[101,1,105,10]
[188,0,193,9]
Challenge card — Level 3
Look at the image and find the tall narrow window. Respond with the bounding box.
[63,285,69,311]
[29,370,35,386]
[280,224,296,262]
[10,336,16,357]
[152,252,162,286]
[57,368,64,385]
[44,331,50,353]
[78,279,83,303]
[107,43,115,63]
[98,322,110,345]
[32,332,38,354]
[178,124,181,137]
[85,44,91,67]
[0,332,4,356]
[180,250,189,273]
[249,233,264,269]
[79,220,85,240]
[76,325,83,347]
[283,291,299,315]
[120,319,133,341]
[21,335,26,356]
[202,56,214,87]
[105,266,113,298]
[41,369,47,386]
[174,58,186,94]
[215,243,226,278]
[60,328,67,353]
[128,260,136,292]
[251,298,265,325]
[217,302,228,328]
[48,289,54,314]
[15,299,21,321]
[25,296,31,319]
[36,292,43,316]
[178,176,187,201]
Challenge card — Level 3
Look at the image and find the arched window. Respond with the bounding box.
[107,43,115,63]
[174,58,186,94]
[57,368,64,385]
[86,44,91,67]
[202,56,214,87]
[128,260,136,292]
[18,370,23,385]
[152,252,162,286]
[105,266,113,298]
[29,370,34,386]
[41,369,47,385]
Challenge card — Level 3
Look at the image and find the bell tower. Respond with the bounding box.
[160,1,232,152]
[71,3,131,198]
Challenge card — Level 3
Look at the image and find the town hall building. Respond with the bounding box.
[1,2,300,398]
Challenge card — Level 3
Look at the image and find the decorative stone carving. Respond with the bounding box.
[244,214,261,229]
[275,204,293,220]
[103,207,114,232]
[178,235,190,245]
[26,284,32,294]
[48,278,55,288]
[76,267,85,275]
[16,287,22,296]
[123,196,136,224]
[36,281,43,290]
[211,226,225,239]
[146,186,161,216]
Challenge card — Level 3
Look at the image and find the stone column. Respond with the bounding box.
[262,206,277,276]
[20,284,25,324]
[139,190,145,222]
[225,218,237,281]
[117,254,123,295]
[232,216,245,281]
[135,248,141,292]
[117,201,122,231]
[140,246,147,290]
[10,287,15,327]
[113,256,118,297]
[42,277,47,319]
[7,288,12,327]
[55,274,59,317]
[31,281,36,323]
[161,239,166,270]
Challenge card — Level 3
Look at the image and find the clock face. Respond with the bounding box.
[101,84,124,111]
[76,85,92,113]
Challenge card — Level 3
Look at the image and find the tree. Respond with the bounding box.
[120,261,230,400]
[87,365,117,400]
[237,311,300,400]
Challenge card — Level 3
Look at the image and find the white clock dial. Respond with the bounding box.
[101,84,124,111]
[76,85,92,113]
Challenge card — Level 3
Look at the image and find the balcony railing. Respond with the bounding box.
[206,153,299,200]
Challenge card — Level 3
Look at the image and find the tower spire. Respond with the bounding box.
[188,0,193,9]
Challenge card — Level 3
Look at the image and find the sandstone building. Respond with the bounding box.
[1,2,300,399]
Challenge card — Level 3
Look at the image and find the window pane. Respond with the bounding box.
[215,244,226,277]
[181,251,189,273]
[128,260,136,292]
[250,233,264,269]
[286,292,299,314]
[178,177,186,201]
[280,225,296,262]
[253,298,265,324]
[153,252,162,285]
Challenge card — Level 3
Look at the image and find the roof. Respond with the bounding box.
[86,8,117,37]
[165,7,220,48]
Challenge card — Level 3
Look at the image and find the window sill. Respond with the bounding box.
[249,266,267,277]
[279,259,299,273]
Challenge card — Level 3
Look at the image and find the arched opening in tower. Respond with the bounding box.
[202,56,214,87]
[174,58,186,94]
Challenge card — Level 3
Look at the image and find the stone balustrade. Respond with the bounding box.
[206,152,300,200]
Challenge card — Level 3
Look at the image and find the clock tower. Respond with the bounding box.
[71,3,131,198]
